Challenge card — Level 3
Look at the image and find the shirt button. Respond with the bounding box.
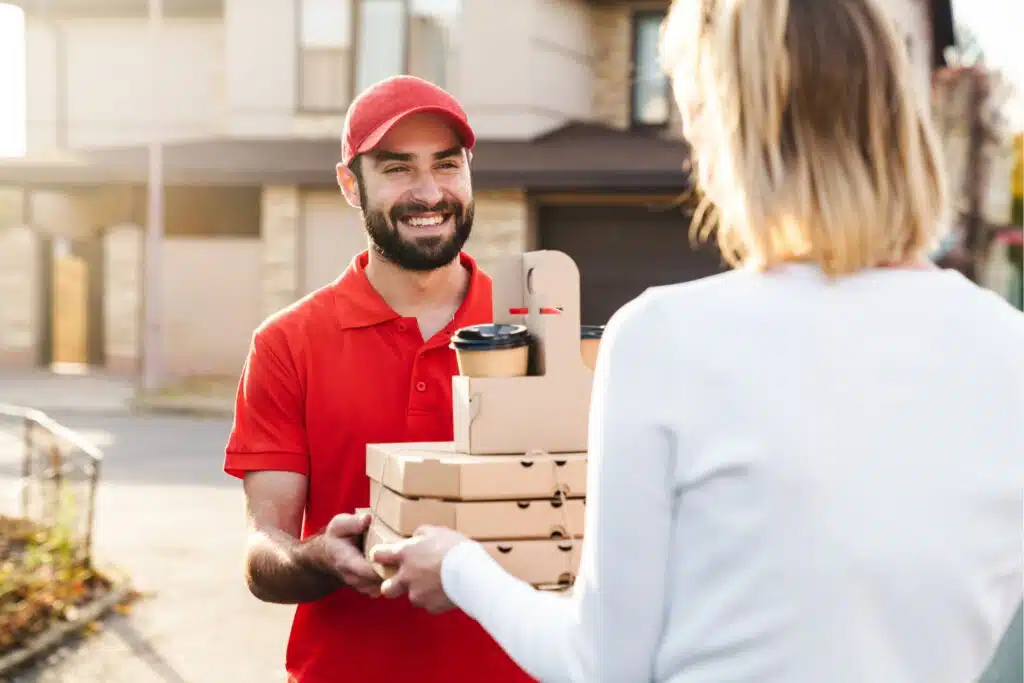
[398,322,407,332]
[415,381,427,392]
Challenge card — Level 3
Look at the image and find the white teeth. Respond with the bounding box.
[405,215,445,227]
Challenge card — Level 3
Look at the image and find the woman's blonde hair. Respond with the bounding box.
[660,0,950,276]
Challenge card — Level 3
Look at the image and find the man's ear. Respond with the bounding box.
[337,163,362,209]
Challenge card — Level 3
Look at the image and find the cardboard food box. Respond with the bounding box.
[365,442,587,500]
[364,516,581,587]
[368,480,585,540]
[452,251,594,455]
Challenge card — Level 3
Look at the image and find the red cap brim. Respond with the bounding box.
[354,105,476,161]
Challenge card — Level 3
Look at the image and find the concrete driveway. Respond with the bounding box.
[7,411,294,683]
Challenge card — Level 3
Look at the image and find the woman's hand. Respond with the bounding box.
[370,525,470,615]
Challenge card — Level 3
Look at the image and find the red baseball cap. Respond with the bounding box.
[341,75,476,167]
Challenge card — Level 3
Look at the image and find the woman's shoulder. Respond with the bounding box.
[603,270,757,348]
[626,269,763,319]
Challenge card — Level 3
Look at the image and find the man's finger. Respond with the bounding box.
[380,574,408,599]
[352,579,382,598]
[344,555,385,583]
[370,542,405,566]
[327,511,372,538]
[342,567,382,591]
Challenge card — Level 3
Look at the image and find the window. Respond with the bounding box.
[408,0,460,89]
[631,11,671,128]
[298,0,460,113]
[354,0,406,94]
[299,0,354,112]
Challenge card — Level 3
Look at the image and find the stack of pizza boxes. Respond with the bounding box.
[362,250,599,592]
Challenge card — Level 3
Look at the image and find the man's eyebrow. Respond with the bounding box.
[371,150,413,164]
[371,147,463,165]
[433,146,463,160]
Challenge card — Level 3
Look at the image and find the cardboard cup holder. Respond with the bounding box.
[452,251,596,455]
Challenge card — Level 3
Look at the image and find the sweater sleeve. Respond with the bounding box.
[441,291,679,683]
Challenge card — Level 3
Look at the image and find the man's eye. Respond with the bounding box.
[384,167,408,174]
[437,162,458,170]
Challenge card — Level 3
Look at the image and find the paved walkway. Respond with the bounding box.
[0,371,135,415]
[3,409,293,683]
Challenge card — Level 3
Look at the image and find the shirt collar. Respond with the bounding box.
[332,250,492,331]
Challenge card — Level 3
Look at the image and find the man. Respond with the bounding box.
[223,75,534,683]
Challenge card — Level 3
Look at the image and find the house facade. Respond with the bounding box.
[0,0,954,380]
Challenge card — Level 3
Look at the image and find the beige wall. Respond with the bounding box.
[103,224,143,375]
[0,223,41,369]
[0,184,533,377]
[591,6,632,131]
[28,187,136,239]
[223,0,302,137]
[261,185,301,317]
[300,189,366,295]
[224,0,595,141]
[161,237,263,378]
[296,188,532,296]
[464,190,531,275]
[458,0,594,139]
[26,15,224,153]
[20,0,666,148]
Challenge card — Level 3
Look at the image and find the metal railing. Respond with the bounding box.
[0,404,103,568]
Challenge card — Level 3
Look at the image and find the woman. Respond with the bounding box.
[370,0,1024,680]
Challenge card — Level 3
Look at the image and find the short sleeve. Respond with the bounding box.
[224,327,310,479]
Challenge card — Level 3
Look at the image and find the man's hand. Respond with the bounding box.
[371,525,469,614]
[317,511,382,597]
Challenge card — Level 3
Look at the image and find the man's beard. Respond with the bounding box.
[363,195,474,272]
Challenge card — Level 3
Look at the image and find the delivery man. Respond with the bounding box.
[223,75,535,683]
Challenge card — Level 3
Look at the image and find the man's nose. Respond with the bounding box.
[409,174,444,207]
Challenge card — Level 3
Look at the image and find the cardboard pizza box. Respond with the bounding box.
[363,516,581,587]
[452,250,594,455]
[365,442,587,500]
[368,480,585,540]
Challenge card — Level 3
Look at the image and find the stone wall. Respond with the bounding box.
[590,4,686,140]
[0,222,40,369]
[933,67,1016,259]
[103,224,143,376]
[464,190,531,275]
[591,6,631,130]
[260,185,301,319]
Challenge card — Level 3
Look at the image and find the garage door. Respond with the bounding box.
[538,203,727,325]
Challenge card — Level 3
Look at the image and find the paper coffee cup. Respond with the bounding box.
[450,323,531,377]
[580,325,604,370]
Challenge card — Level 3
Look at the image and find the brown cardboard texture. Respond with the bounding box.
[364,517,581,587]
[354,507,397,581]
[365,442,588,500]
[453,250,594,454]
[369,480,585,540]
[362,511,399,581]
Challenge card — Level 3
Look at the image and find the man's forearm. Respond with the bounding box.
[245,528,344,604]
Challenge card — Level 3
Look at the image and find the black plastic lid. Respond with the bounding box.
[450,323,531,351]
[580,325,605,340]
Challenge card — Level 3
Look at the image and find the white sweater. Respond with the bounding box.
[441,263,1024,683]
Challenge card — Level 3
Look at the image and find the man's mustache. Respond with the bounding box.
[390,199,462,223]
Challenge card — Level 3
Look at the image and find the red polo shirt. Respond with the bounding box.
[224,251,535,683]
